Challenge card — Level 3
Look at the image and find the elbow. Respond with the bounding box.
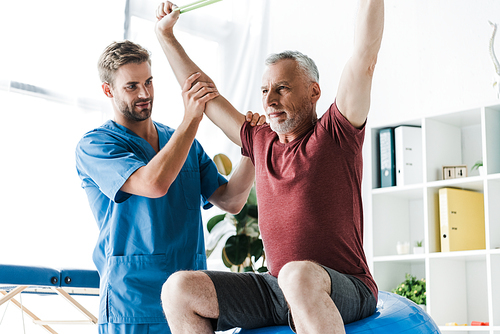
[151,188,169,199]
[224,201,246,216]
[367,57,378,77]
[146,180,171,198]
[359,53,378,78]
[148,186,169,199]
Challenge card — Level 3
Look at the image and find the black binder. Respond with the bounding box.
[379,127,396,188]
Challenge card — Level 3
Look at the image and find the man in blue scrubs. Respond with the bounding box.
[75,40,262,334]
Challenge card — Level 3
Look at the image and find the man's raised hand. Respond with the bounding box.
[155,1,180,34]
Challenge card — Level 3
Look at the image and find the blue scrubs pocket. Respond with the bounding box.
[107,254,170,324]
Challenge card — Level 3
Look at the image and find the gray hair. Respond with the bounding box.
[265,50,319,83]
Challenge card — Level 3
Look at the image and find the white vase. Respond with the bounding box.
[413,247,424,254]
[478,166,485,176]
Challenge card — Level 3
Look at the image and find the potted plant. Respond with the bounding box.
[471,160,484,176]
[392,273,426,308]
[206,154,267,273]
[413,240,424,254]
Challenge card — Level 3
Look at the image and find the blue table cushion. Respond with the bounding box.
[0,264,61,286]
[59,268,100,288]
[0,264,100,289]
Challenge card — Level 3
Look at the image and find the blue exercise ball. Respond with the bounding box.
[229,291,440,333]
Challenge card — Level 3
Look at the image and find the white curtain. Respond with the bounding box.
[0,0,127,272]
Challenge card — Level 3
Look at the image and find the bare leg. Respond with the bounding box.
[278,261,345,334]
[161,271,218,334]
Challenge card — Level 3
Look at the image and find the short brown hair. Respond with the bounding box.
[98,40,151,87]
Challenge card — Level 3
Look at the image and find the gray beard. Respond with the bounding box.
[269,108,309,135]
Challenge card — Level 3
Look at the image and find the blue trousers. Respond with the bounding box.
[98,323,171,334]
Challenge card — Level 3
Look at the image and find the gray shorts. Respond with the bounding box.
[203,265,376,332]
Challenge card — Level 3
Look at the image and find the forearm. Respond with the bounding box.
[336,0,384,127]
[208,157,255,214]
[354,0,384,64]
[156,29,245,146]
[156,29,204,91]
[121,116,201,198]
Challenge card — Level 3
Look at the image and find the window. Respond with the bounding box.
[0,0,268,270]
[0,0,124,269]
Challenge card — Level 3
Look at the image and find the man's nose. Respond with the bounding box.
[138,84,151,98]
[265,91,278,106]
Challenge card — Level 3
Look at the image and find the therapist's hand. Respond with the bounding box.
[245,111,267,127]
[182,72,219,121]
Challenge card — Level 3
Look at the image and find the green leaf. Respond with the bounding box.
[247,187,257,205]
[233,204,248,223]
[207,213,226,233]
[249,239,263,262]
[393,273,426,305]
[243,266,254,272]
[247,204,258,219]
[224,235,250,265]
[257,266,268,273]
[221,248,233,268]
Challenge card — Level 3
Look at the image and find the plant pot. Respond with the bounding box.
[478,166,485,176]
[413,247,424,254]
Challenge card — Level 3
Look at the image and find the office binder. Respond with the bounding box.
[395,126,422,186]
[379,128,396,187]
[439,188,485,252]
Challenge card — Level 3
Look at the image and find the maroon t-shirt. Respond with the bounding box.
[241,102,377,300]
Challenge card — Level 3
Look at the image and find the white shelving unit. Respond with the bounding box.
[366,103,500,334]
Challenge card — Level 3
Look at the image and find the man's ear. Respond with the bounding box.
[311,82,321,104]
[102,82,114,98]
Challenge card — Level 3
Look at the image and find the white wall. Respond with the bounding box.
[267,0,500,125]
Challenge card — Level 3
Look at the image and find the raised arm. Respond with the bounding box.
[155,1,245,146]
[336,0,384,128]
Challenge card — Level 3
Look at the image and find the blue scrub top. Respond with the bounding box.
[75,120,227,325]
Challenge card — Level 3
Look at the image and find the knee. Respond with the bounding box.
[161,271,195,311]
[278,261,317,293]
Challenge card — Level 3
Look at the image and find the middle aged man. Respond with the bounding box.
[154,1,384,333]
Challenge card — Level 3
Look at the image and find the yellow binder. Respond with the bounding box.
[439,188,486,252]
